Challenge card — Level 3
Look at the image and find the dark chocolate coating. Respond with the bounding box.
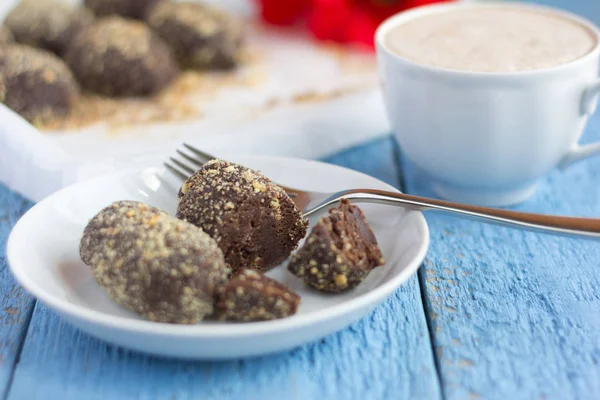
[214,268,300,322]
[5,0,94,56]
[0,45,78,123]
[64,17,178,97]
[177,160,308,273]
[0,26,14,45]
[146,2,244,70]
[80,200,229,324]
[84,0,166,20]
[288,199,385,293]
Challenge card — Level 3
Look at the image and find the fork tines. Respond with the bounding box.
[164,143,218,181]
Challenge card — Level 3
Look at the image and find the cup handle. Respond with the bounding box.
[558,79,600,169]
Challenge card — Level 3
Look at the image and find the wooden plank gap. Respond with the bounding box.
[417,267,447,400]
[391,139,407,193]
[2,300,36,400]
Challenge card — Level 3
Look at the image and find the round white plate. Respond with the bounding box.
[7,156,429,359]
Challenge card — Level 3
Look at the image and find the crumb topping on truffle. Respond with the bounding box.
[177,159,308,272]
[146,2,244,69]
[5,0,94,55]
[288,199,384,292]
[65,16,178,96]
[214,268,300,322]
[0,44,78,123]
[80,200,229,324]
[0,26,14,45]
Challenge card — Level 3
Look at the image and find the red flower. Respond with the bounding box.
[255,0,311,25]
[256,0,455,48]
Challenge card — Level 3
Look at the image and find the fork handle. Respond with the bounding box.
[336,189,600,239]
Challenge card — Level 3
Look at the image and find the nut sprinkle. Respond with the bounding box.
[80,200,229,324]
[177,160,308,273]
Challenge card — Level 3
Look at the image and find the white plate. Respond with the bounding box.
[7,156,429,359]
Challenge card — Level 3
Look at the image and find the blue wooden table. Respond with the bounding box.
[2,1,600,398]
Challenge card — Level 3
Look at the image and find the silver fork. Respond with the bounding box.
[165,143,600,239]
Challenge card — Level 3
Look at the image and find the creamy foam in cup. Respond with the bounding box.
[384,7,597,73]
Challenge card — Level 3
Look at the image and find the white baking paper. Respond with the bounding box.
[0,0,390,202]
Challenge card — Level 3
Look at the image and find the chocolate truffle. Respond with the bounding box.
[177,160,308,273]
[5,0,94,55]
[84,0,168,19]
[214,268,300,322]
[146,2,244,70]
[0,45,78,123]
[64,17,178,97]
[0,27,14,45]
[80,200,229,324]
[84,0,166,20]
[288,200,385,293]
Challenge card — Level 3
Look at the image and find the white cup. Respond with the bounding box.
[375,2,600,206]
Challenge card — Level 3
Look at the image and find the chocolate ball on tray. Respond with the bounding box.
[213,268,300,322]
[80,201,229,324]
[288,199,385,293]
[176,160,308,273]
[0,45,79,124]
[65,17,178,97]
[146,2,244,70]
[5,0,94,55]
[84,0,166,20]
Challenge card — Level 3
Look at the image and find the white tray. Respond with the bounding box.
[0,0,389,202]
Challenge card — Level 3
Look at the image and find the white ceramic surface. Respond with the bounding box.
[6,156,429,360]
[376,2,600,206]
[0,0,388,203]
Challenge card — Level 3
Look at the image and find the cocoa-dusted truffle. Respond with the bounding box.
[80,200,229,324]
[0,45,78,123]
[288,199,385,293]
[84,0,166,20]
[0,27,14,45]
[65,17,178,97]
[214,268,300,322]
[177,160,308,273]
[146,2,244,70]
[5,0,94,55]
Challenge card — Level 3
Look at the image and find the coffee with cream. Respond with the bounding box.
[384,7,597,72]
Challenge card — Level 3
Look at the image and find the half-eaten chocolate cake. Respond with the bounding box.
[288,199,385,293]
[176,160,308,273]
[213,268,300,322]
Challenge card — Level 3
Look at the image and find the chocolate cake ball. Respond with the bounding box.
[5,0,94,55]
[146,2,244,70]
[84,0,166,20]
[0,27,14,45]
[84,0,164,19]
[64,17,178,97]
[0,45,78,123]
[177,160,308,273]
[80,201,229,324]
[288,200,385,293]
[214,268,300,322]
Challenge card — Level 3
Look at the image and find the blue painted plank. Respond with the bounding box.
[0,188,34,399]
[514,0,600,23]
[6,137,442,400]
[405,157,600,399]
[404,149,600,399]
